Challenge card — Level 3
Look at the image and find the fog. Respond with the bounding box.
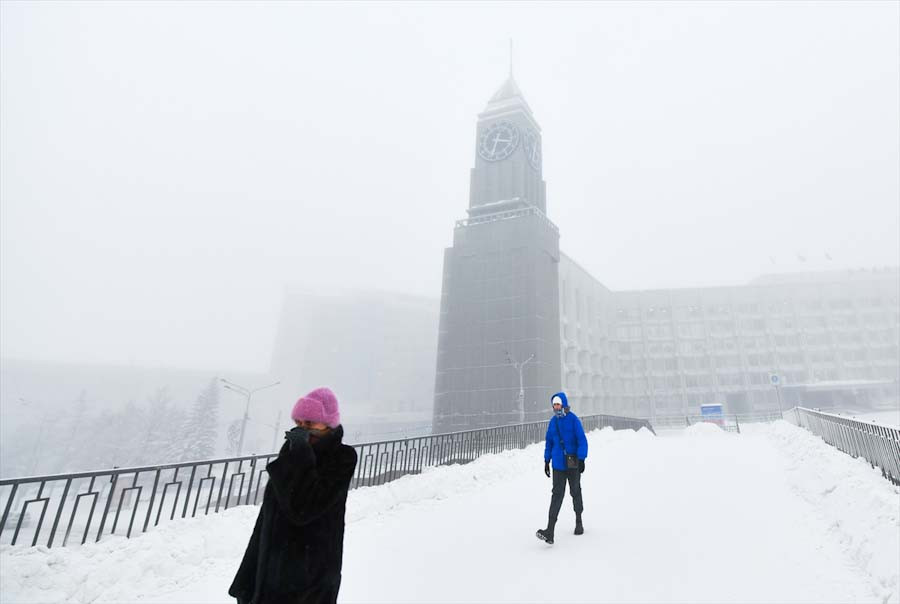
[1,2,897,374]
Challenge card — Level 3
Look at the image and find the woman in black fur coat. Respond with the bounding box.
[229,387,358,604]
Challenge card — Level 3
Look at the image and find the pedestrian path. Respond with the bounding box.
[338,422,890,603]
[2,421,897,603]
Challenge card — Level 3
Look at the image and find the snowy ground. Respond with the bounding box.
[2,421,897,604]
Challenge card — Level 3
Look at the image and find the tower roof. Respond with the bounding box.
[488,75,524,103]
[484,75,534,118]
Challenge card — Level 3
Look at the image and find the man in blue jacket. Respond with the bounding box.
[536,391,587,545]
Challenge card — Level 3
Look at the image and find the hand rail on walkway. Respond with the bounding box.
[652,411,785,433]
[0,412,653,548]
[785,406,900,486]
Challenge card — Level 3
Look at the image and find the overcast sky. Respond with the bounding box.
[1,1,898,372]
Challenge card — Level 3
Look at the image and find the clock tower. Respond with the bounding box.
[470,76,547,214]
[432,73,562,434]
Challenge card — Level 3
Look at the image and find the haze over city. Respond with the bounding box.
[2,1,897,372]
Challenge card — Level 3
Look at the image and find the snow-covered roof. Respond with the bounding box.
[748,267,899,285]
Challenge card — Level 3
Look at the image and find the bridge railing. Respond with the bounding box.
[651,411,785,433]
[785,407,900,486]
[0,412,653,548]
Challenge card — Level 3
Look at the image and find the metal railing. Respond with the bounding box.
[652,411,785,433]
[455,204,559,233]
[786,407,900,486]
[0,412,653,548]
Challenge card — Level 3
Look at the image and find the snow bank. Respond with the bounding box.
[682,421,733,438]
[761,420,900,603]
[0,506,258,603]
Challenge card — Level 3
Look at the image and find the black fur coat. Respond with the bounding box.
[229,425,358,604]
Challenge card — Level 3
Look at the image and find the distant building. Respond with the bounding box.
[270,287,438,438]
[559,261,899,419]
[432,74,899,431]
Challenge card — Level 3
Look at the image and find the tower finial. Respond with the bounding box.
[509,39,513,78]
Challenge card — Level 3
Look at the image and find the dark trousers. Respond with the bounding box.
[548,468,583,526]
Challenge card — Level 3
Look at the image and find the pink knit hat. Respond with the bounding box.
[291,387,341,428]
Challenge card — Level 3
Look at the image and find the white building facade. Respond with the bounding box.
[558,259,899,419]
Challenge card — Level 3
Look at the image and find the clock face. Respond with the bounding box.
[523,128,541,170]
[478,121,520,161]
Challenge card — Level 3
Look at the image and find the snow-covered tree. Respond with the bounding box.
[98,387,184,466]
[59,390,90,471]
[82,399,144,470]
[175,378,220,462]
[225,419,242,457]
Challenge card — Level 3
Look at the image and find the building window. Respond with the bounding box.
[575,288,581,322]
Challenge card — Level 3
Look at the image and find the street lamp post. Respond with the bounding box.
[270,408,282,453]
[505,351,535,424]
[221,378,280,456]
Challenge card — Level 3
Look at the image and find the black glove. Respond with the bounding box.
[544,461,551,477]
[284,427,310,451]
[578,459,585,474]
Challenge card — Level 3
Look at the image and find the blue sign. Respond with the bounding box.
[700,403,723,418]
[700,403,724,426]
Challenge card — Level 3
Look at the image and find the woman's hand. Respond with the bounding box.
[284,427,310,451]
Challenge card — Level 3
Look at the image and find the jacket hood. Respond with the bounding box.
[551,392,569,408]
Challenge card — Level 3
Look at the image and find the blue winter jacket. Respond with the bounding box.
[544,392,588,471]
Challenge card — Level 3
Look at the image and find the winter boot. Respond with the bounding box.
[574,514,584,535]
[536,519,556,544]
[535,528,554,544]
